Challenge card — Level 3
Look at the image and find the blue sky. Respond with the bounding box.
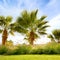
[0,0,60,20]
[0,0,60,44]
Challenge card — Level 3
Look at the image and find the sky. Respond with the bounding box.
[0,0,60,45]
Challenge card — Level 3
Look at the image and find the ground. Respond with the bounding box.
[0,55,60,60]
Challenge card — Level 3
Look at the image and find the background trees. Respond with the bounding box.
[1,10,60,45]
[15,10,49,45]
[47,34,55,42]
[48,29,60,43]
[52,29,60,43]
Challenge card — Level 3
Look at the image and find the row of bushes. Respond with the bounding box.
[0,43,60,55]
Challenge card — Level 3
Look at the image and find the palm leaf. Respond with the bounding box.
[38,31,47,35]
[0,16,5,26]
[39,16,47,21]
[39,25,49,31]
[52,29,60,40]
[9,31,14,36]
[0,29,3,33]
[38,21,48,28]
[47,34,54,39]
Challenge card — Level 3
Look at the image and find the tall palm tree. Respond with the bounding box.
[15,10,49,45]
[0,16,14,45]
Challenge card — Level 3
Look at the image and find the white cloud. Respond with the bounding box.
[0,0,42,21]
[47,14,60,33]
[34,36,50,44]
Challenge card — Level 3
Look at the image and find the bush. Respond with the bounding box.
[15,45,31,54]
[7,45,32,55]
[30,48,43,54]
[43,43,60,54]
[0,45,8,55]
[6,49,16,55]
[0,43,60,55]
[43,46,55,54]
[54,44,60,54]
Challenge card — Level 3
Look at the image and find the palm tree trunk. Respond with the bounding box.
[29,31,34,45]
[2,28,8,45]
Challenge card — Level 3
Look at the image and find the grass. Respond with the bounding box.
[0,55,60,60]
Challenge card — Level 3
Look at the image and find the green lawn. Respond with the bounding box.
[0,55,60,60]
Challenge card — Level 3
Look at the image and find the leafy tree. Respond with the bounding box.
[0,16,14,45]
[15,10,49,45]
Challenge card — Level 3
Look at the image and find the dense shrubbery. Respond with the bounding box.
[0,43,60,55]
[30,48,43,54]
[12,45,31,55]
[0,45,8,54]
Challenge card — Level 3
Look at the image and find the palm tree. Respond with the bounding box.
[52,29,60,43]
[14,10,49,45]
[47,34,56,42]
[0,16,14,45]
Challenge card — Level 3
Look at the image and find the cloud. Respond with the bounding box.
[34,36,50,44]
[0,0,50,17]
[0,0,60,21]
[41,0,60,20]
[47,14,60,33]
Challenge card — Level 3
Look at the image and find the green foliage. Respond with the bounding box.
[6,45,32,55]
[0,45,8,55]
[0,16,12,27]
[43,45,56,54]
[43,43,60,54]
[0,16,5,25]
[48,29,60,43]
[30,48,43,54]
[6,49,14,55]
[0,43,60,55]
[47,34,54,39]
[15,10,49,45]
[0,29,2,33]
[52,29,60,40]
[14,45,31,54]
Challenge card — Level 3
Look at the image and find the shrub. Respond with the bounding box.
[43,43,60,54]
[0,43,60,55]
[54,44,60,54]
[0,45,8,55]
[30,48,43,54]
[6,49,16,55]
[43,46,55,54]
[9,45,32,55]
[5,45,32,55]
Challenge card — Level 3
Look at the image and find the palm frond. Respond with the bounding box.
[6,16,12,22]
[52,29,60,40]
[9,30,14,36]
[38,31,47,35]
[38,21,48,28]
[47,34,54,39]
[0,16,5,26]
[0,29,3,33]
[30,9,38,21]
[39,25,49,31]
[39,16,47,21]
